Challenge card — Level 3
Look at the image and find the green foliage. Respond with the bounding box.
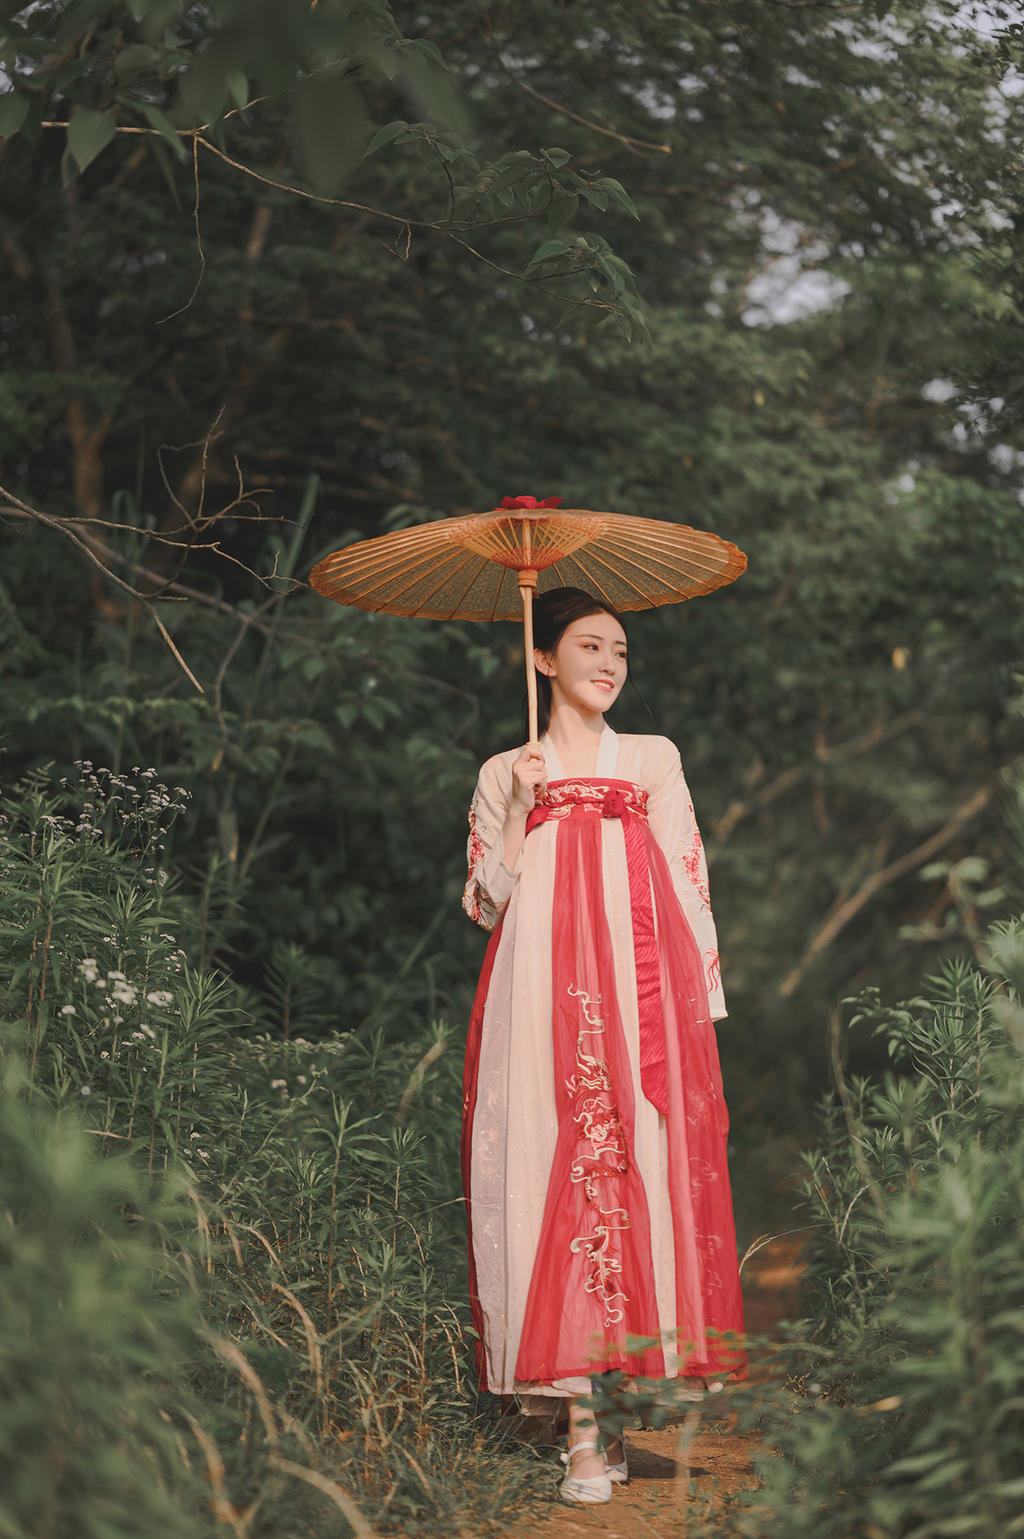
[0,1079,208,1539]
[0,0,646,333]
[745,936,1024,1537]
[3,0,1023,1127]
[0,769,547,1534]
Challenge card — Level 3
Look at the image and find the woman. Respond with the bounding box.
[461,587,745,1504]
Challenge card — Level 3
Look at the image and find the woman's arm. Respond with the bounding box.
[462,748,544,930]
[646,738,727,1021]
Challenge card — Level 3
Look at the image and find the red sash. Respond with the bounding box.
[514,778,745,1383]
[527,779,668,1112]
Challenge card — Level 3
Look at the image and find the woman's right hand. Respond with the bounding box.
[510,742,547,813]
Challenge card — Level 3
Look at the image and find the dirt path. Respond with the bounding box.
[488,1234,804,1538]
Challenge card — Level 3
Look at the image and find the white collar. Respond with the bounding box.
[541,724,618,781]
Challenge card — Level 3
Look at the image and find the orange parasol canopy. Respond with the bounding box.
[310,496,746,739]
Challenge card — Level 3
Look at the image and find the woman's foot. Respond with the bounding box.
[604,1434,628,1483]
[559,1440,613,1504]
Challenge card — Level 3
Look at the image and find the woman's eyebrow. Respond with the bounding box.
[576,632,627,647]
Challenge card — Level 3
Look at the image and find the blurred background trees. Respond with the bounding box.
[2,0,1023,1130]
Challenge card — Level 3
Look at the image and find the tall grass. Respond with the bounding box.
[0,766,546,1537]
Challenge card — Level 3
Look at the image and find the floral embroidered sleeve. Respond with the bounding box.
[646,737,727,1021]
[462,756,524,932]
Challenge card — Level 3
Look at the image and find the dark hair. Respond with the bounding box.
[531,586,628,736]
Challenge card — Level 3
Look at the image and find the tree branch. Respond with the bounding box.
[778,780,1000,998]
[710,709,926,846]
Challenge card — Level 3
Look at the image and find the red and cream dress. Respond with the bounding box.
[461,726,745,1408]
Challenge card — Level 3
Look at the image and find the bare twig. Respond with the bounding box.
[490,43,671,157]
[149,605,205,695]
[395,1038,447,1125]
[158,132,206,323]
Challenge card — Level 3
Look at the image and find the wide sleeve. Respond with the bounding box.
[646,737,727,1021]
[461,755,524,932]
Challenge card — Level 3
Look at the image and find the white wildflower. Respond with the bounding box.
[296,1075,307,1085]
[138,1023,156,1041]
[270,1079,287,1090]
[78,958,99,982]
[59,1004,76,1017]
[100,1051,109,1060]
[146,990,173,1008]
[80,1085,92,1096]
[107,971,127,982]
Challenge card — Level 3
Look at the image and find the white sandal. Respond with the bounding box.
[559,1440,613,1504]
[605,1439,629,1483]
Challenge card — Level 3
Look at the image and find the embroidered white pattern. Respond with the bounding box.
[565,983,631,1328]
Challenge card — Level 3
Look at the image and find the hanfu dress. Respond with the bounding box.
[461,726,745,1407]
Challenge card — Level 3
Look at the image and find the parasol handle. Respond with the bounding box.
[519,568,539,744]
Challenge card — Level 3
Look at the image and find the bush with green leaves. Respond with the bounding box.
[0,1068,211,1539]
[0,766,547,1536]
[743,935,1024,1538]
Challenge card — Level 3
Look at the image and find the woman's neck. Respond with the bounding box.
[545,705,606,778]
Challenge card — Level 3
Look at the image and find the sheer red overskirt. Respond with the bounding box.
[462,779,745,1390]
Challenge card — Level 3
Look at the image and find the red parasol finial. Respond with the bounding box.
[498,495,564,510]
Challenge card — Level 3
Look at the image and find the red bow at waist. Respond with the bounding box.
[526,779,649,834]
[526,778,667,1112]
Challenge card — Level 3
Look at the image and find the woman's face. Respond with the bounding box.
[537,611,628,718]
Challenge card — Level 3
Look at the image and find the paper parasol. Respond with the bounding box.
[309,495,747,741]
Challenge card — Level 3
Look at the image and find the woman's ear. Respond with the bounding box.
[534,648,555,678]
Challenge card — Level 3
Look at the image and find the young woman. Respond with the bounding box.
[461,586,745,1505]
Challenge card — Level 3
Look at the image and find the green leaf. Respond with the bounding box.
[547,193,578,233]
[598,176,640,220]
[59,142,77,189]
[0,92,29,141]
[295,74,367,195]
[140,102,186,159]
[112,45,160,84]
[226,69,248,112]
[66,108,117,173]
[579,184,609,212]
[363,119,411,157]
[404,37,448,70]
[541,146,571,168]
[146,134,183,203]
[395,51,468,136]
[54,57,91,91]
[528,239,571,267]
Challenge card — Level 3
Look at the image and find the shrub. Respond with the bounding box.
[746,941,1024,1538]
[0,767,545,1535]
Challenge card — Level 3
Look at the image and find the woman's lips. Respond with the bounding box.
[592,679,615,691]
